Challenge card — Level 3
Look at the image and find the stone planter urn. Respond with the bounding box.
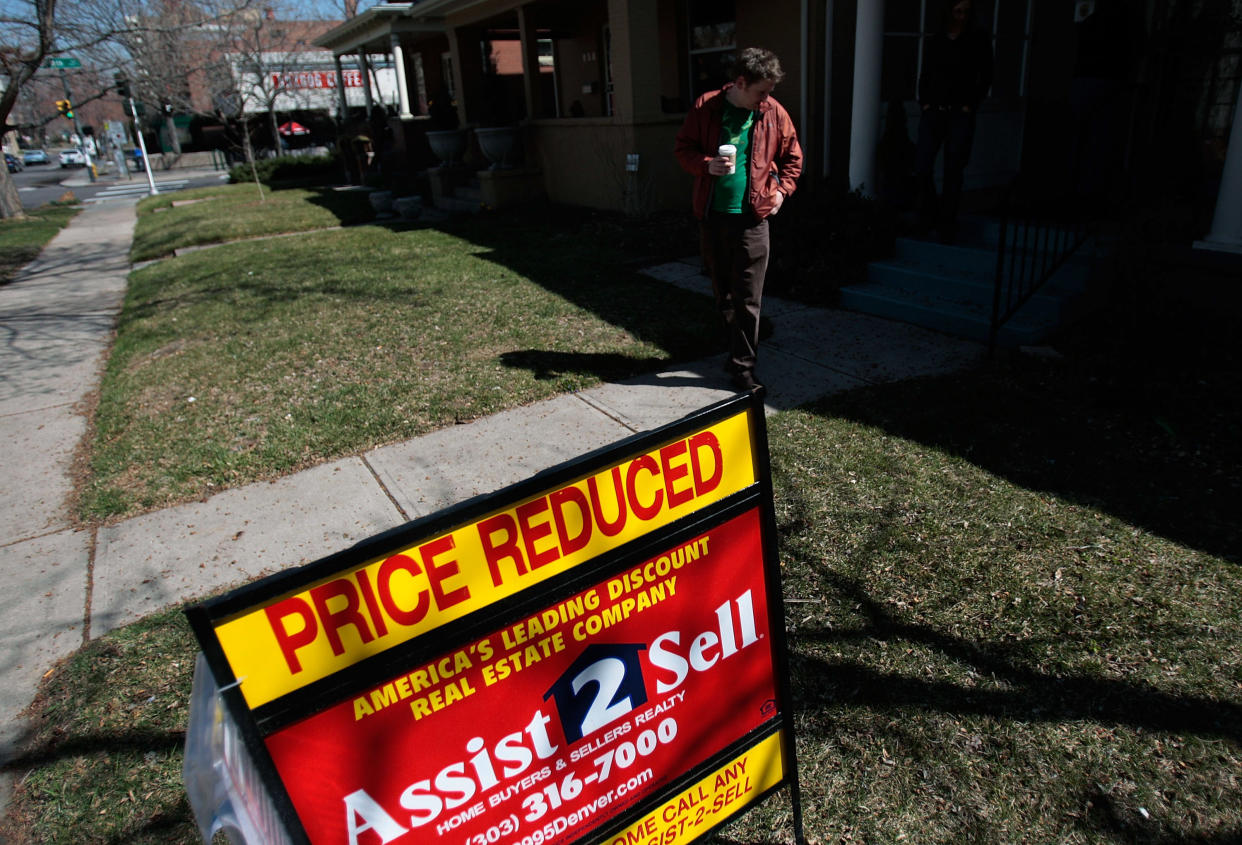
[426,128,468,166]
[475,126,520,170]
[393,196,422,220]
[367,190,394,215]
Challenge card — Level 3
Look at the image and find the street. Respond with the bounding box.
[9,161,228,210]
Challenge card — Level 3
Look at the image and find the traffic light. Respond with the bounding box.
[115,74,132,99]
[56,99,74,119]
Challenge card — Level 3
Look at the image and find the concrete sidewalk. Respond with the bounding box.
[0,201,984,809]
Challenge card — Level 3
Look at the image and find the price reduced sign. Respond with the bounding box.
[185,393,804,845]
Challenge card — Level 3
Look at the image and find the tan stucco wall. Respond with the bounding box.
[551,4,610,119]
[633,119,693,213]
[737,0,804,131]
[529,116,689,214]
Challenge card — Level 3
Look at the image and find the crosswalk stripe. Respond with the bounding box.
[84,180,192,203]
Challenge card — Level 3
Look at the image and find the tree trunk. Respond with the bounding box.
[241,118,265,203]
[270,109,282,157]
[0,165,24,220]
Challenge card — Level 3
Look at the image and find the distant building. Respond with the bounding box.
[228,50,401,118]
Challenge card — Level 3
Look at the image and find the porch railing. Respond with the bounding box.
[989,179,1092,355]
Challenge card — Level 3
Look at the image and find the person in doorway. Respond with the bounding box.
[1069,0,1132,215]
[674,47,802,392]
[915,0,993,243]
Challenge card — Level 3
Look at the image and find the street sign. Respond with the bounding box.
[46,57,82,68]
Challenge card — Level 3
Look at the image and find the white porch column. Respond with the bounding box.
[391,34,414,119]
[360,52,375,118]
[1196,85,1242,254]
[848,0,884,196]
[333,54,349,119]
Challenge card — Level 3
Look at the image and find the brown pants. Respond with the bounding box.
[699,213,770,375]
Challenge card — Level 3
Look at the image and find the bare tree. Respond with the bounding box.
[192,2,336,197]
[0,0,255,219]
[1,0,62,218]
[110,0,268,158]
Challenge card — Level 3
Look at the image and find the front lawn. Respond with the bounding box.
[83,207,720,521]
[0,203,79,285]
[128,183,376,261]
[7,353,1241,842]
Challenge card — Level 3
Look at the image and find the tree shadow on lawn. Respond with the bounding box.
[787,569,1241,844]
[801,316,1241,565]
[794,571,1242,744]
[1,727,185,771]
[0,729,199,845]
[289,185,379,226]
[432,208,721,371]
[500,349,670,382]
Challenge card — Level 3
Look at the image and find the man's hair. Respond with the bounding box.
[732,47,784,85]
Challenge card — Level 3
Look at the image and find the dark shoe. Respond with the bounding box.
[731,369,763,392]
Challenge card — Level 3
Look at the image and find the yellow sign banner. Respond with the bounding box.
[213,411,756,709]
[601,731,787,845]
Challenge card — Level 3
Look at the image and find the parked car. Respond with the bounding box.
[58,148,86,168]
[22,148,50,165]
[5,152,24,173]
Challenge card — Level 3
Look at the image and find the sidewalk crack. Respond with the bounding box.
[83,524,97,644]
[362,455,410,522]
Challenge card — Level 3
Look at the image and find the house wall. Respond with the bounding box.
[656,0,686,112]
[529,116,686,212]
[530,118,633,209]
[551,4,611,118]
[633,118,695,211]
[737,0,804,131]
[609,0,668,122]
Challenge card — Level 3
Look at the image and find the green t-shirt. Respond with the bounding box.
[710,101,754,214]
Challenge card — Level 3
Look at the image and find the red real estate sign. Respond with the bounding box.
[265,509,773,845]
[185,395,804,845]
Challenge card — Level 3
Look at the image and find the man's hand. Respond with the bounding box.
[707,156,732,176]
[770,190,785,215]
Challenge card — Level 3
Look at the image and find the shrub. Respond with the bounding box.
[228,152,342,186]
[767,186,897,305]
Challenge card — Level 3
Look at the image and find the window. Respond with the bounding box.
[687,0,735,101]
[882,0,1032,103]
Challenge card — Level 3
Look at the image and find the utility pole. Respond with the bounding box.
[58,68,96,182]
[115,73,158,196]
[130,97,159,196]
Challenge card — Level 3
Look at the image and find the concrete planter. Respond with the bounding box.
[426,128,468,166]
[367,190,394,215]
[475,126,520,170]
[393,196,423,220]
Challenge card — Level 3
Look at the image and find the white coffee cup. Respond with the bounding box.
[718,144,737,174]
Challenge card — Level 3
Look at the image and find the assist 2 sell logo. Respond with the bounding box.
[339,588,764,844]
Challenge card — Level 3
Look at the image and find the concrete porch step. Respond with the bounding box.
[435,195,482,213]
[838,283,1054,347]
[839,216,1110,348]
[866,258,1084,325]
[892,237,1092,293]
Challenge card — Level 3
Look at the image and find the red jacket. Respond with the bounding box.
[674,85,803,221]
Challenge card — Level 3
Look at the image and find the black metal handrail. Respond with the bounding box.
[989,181,1092,355]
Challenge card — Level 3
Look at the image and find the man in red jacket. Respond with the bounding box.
[675,47,802,392]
